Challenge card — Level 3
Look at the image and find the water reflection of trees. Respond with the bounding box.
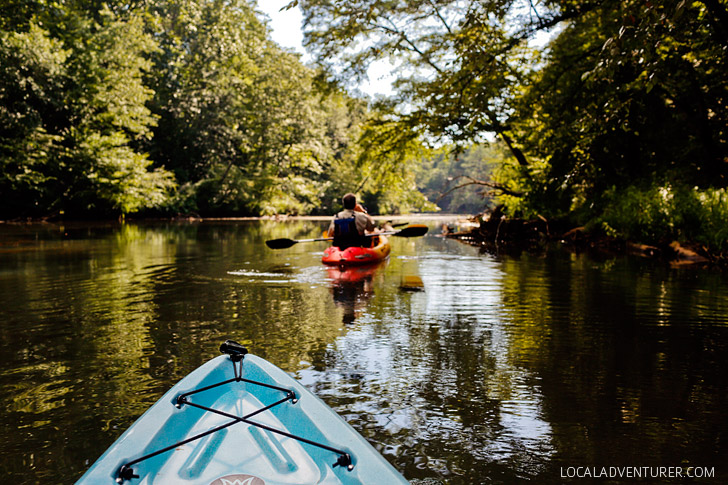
[299,250,728,483]
[2,223,727,484]
[0,220,353,482]
[498,254,728,479]
[1,223,168,482]
[298,253,556,482]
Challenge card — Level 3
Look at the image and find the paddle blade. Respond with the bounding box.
[265,238,297,249]
[393,224,429,238]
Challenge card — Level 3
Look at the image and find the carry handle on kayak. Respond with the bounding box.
[220,339,248,361]
[114,341,354,483]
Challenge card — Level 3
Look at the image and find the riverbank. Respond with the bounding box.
[443,210,726,269]
[5,212,721,268]
[0,213,462,224]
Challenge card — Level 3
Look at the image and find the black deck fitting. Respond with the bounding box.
[116,465,138,483]
[220,340,248,361]
[334,453,353,471]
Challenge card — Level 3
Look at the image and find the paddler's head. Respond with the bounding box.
[342,193,357,210]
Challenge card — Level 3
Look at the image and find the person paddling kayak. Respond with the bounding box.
[327,193,377,250]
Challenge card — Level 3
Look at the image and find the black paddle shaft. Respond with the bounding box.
[265,224,428,250]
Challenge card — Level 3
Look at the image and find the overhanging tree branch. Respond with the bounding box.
[438,175,524,201]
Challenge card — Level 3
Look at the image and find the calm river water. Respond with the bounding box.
[0,219,726,484]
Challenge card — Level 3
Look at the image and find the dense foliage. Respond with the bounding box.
[296,0,728,251]
[3,0,727,252]
[513,0,728,218]
[1,5,174,217]
[0,0,432,219]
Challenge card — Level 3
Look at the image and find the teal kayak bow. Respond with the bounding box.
[77,341,409,484]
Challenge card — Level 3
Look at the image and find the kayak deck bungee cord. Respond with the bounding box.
[77,340,409,485]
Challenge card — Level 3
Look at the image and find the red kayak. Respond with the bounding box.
[322,235,391,266]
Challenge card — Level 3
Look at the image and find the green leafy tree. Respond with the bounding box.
[147,0,369,215]
[342,113,438,214]
[513,0,728,221]
[63,8,175,214]
[296,0,728,246]
[0,6,174,218]
[0,24,67,216]
[295,0,549,166]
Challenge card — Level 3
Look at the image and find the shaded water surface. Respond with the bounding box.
[0,220,726,484]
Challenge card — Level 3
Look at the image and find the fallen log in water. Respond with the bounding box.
[442,209,723,267]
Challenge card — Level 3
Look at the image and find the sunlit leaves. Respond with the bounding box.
[514,0,728,224]
[2,0,401,218]
[62,8,174,214]
[0,24,67,213]
[299,0,727,245]
[298,0,540,168]
[0,6,176,217]
[148,0,357,215]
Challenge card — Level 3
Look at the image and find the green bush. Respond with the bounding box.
[592,184,728,251]
[694,188,728,251]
